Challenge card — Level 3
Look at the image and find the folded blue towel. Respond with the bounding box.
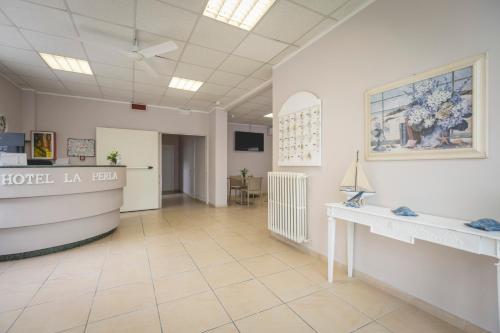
[392,206,418,217]
[465,218,500,231]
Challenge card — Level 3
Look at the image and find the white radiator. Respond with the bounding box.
[267,172,308,243]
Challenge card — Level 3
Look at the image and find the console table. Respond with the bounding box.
[325,203,500,330]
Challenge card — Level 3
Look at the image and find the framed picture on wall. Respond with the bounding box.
[365,54,487,160]
[31,131,56,160]
[67,138,95,161]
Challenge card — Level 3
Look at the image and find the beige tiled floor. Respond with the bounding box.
[0,195,466,333]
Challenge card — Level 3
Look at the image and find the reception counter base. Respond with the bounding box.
[0,227,116,261]
[0,209,120,261]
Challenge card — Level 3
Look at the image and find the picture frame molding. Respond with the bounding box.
[364,53,487,161]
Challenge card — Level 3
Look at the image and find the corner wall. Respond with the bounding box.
[0,76,21,132]
[272,0,500,331]
[227,123,272,192]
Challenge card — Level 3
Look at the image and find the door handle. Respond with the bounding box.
[127,166,153,170]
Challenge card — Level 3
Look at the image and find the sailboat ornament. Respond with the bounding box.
[340,151,375,208]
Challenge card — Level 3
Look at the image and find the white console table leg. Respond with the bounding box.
[496,260,500,333]
[328,217,336,283]
[347,221,355,278]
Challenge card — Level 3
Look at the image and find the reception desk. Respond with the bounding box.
[0,165,126,260]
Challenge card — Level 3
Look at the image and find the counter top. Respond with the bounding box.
[0,165,126,168]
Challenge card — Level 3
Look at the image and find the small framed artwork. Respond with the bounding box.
[31,131,56,160]
[67,138,95,161]
[365,54,487,160]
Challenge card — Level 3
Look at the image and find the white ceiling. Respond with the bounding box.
[229,84,273,126]
[0,0,370,117]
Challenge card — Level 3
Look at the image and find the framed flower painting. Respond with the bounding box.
[365,54,487,160]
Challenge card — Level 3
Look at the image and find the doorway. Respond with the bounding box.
[161,134,207,207]
[96,127,160,212]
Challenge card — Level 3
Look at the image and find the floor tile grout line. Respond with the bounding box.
[5,256,61,333]
[177,238,242,333]
[82,238,110,333]
[142,216,165,333]
[208,231,320,333]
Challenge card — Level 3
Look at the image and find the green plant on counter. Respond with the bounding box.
[240,168,248,178]
[107,150,120,165]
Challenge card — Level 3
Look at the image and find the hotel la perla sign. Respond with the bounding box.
[0,170,118,186]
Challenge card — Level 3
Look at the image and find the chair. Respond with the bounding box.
[240,177,262,205]
[228,176,243,202]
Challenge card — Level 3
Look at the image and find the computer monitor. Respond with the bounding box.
[0,132,25,153]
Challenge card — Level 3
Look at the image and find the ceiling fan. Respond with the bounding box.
[76,28,178,77]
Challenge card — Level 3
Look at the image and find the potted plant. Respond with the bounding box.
[240,168,248,185]
[107,150,120,165]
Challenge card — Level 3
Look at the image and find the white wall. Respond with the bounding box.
[180,135,206,202]
[273,0,500,331]
[227,123,272,192]
[208,108,228,207]
[0,75,21,132]
[31,93,210,164]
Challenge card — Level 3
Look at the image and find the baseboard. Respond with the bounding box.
[268,233,488,333]
[183,192,207,204]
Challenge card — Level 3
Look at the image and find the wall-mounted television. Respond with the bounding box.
[235,131,264,152]
[0,132,25,153]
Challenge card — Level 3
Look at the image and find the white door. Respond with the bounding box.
[96,127,160,212]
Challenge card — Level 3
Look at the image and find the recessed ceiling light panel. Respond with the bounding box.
[169,77,204,92]
[39,53,93,75]
[264,113,273,118]
[203,0,276,31]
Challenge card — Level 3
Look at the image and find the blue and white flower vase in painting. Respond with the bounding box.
[365,55,486,160]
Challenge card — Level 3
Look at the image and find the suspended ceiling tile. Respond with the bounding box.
[55,70,97,85]
[158,0,207,13]
[233,34,288,63]
[197,82,231,95]
[290,0,348,14]
[134,69,171,87]
[90,62,133,81]
[331,0,370,20]
[189,16,248,53]
[23,77,67,92]
[73,15,134,50]
[208,70,245,87]
[27,0,66,9]
[136,0,198,41]
[21,30,87,59]
[251,64,272,80]
[225,87,250,98]
[0,0,77,38]
[1,60,56,80]
[84,42,134,68]
[0,46,46,67]
[237,77,266,90]
[66,0,135,27]
[193,91,222,102]
[136,31,185,61]
[174,62,213,81]
[0,26,31,49]
[134,82,166,95]
[268,45,299,65]
[253,0,323,43]
[97,76,134,90]
[180,44,228,69]
[101,86,133,100]
[164,87,195,99]
[218,55,263,76]
[294,18,337,46]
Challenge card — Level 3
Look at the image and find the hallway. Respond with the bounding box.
[0,198,463,333]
